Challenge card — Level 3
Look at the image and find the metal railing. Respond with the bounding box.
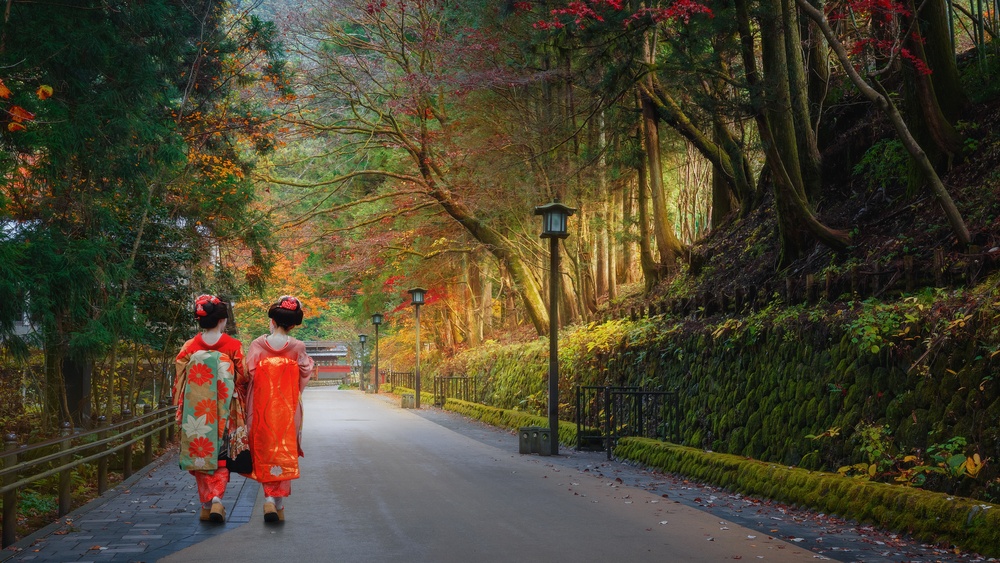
[575,386,679,459]
[386,370,415,390]
[0,405,176,547]
[433,376,475,406]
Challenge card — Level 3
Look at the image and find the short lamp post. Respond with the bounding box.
[408,287,426,409]
[371,313,383,394]
[534,200,575,455]
[358,333,368,390]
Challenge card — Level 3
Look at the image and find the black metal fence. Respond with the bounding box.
[433,376,474,406]
[386,370,415,390]
[576,386,679,459]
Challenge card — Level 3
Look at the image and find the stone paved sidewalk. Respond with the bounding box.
[1,448,258,563]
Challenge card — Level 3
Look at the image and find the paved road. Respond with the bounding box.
[4,387,989,562]
[162,387,813,562]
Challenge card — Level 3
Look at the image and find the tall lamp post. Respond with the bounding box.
[408,287,426,409]
[358,333,368,391]
[372,313,383,394]
[534,200,575,455]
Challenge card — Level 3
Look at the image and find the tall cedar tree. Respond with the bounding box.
[0,0,284,426]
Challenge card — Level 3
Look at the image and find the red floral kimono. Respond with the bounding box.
[175,333,246,503]
[245,335,314,497]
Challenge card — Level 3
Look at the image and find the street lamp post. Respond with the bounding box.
[408,287,426,409]
[372,313,383,394]
[534,200,575,455]
[358,333,368,391]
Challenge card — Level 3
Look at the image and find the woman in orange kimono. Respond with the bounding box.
[174,294,246,523]
[244,295,314,522]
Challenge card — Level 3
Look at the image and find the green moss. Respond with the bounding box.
[613,438,1000,557]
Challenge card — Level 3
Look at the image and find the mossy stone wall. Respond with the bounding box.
[445,314,1000,495]
[602,323,1000,490]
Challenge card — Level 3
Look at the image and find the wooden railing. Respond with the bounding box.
[0,405,176,547]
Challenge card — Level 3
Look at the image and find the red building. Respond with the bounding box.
[304,341,350,381]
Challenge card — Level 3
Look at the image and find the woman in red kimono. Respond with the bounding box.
[174,294,246,523]
[244,295,314,522]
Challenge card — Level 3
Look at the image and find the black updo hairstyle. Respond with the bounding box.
[194,294,228,329]
[268,295,303,330]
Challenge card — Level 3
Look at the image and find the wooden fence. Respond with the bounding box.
[0,405,176,547]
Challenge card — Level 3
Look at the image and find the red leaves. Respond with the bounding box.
[832,0,911,22]
[624,1,714,26]
[849,39,933,76]
[533,0,711,31]
[0,79,10,99]
[836,0,933,77]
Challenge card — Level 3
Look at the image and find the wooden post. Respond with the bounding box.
[3,433,18,547]
[968,246,981,285]
[904,256,914,292]
[58,421,72,517]
[805,275,816,303]
[97,416,109,495]
[168,402,176,442]
[123,409,133,479]
[142,404,153,467]
[934,248,944,286]
[158,402,168,450]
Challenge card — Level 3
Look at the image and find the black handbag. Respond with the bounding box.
[221,397,253,475]
[222,444,253,474]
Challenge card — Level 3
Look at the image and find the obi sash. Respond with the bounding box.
[178,350,234,471]
[250,356,301,482]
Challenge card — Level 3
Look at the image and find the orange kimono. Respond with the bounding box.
[245,336,314,494]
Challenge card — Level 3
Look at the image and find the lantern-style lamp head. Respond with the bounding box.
[408,287,427,306]
[372,312,383,326]
[359,333,368,345]
[534,200,576,239]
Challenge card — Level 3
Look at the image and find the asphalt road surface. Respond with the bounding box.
[161,387,817,563]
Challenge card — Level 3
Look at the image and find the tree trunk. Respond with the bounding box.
[784,0,823,202]
[646,84,755,216]
[639,91,685,268]
[762,0,850,266]
[480,265,493,338]
[796,0,971,247]
[711,159,735,228]
[804,17,830,127]
[920,0,968,120]
[462,254,481,347]
[43,340,64,428]
[902,0,964,170]
[637,154,661,290]
[607,180,618,300]
[620,177,636,284]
